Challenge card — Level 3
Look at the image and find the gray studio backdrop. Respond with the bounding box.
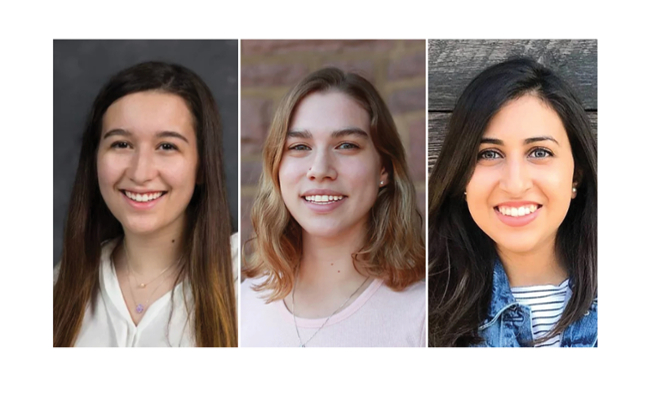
[53,40,238,265]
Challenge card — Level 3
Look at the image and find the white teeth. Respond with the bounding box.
[304,195,344,203]
[125,191,164,203]
[497,205,539,217]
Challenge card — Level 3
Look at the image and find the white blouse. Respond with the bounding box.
[60,234,238,347]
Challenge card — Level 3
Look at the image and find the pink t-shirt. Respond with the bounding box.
[240,277,426,347]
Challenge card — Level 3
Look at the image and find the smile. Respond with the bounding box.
[303,195,345,204]
[495,204,540,217]
[493,203,542,227]
[122,190,166,203]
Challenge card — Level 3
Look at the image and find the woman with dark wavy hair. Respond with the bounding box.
[54,61,237,347]
[242,67,426,347]
[428,58,597,347]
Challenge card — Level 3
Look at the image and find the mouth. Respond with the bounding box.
[302,195,346,205]
[121,190,167,203]
[494,204,541,217]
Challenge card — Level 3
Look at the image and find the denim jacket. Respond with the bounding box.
[476,261,597,347]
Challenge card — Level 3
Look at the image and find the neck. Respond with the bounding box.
[298,224,368,289]
[497,236,567,287]
[122,223,185,276]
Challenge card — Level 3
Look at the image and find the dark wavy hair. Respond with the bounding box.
[54,61,237,347]
[428,58,597,347]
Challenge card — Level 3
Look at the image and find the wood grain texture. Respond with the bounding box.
[428,112,597,173]
[428,40,597,111]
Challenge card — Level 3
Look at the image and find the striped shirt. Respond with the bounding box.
[511,279,570,347]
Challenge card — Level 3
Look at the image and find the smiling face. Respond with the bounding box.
[278,90,388,240]
[97,91,199,238]
[465,94,576,256]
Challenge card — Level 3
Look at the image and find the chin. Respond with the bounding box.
[493,236,545,255]
[300,222,350,239]
[119,218,165,236]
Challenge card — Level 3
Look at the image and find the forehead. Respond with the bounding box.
[484,94,568,144]
[102,91,195,136]
[288,90,370,136]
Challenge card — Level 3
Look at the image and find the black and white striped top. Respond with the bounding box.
[511,279,570,347]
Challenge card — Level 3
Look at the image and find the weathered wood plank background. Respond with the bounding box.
[428,40,597,173]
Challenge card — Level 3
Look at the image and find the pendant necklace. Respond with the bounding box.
[291,268,370,347]
[126,266,171,314]
[124,240,178,289]
[123,240,180,314]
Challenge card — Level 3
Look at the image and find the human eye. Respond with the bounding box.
[336,142,360,150]
[477,149,503,160]
[288,143,310,151]
[110,141,131,149]
[158,142,179,151]
[528,147,554,158]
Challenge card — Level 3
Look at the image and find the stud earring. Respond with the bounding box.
[380,181,384,186]
[572,187,577,194]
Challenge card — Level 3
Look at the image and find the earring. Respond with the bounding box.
[380,181,384,186]
[464,191,467,196]
[572,187,577,194]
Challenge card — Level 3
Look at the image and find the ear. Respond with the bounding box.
[379,166,389,188]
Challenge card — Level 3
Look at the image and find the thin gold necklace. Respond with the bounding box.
[124,240,179,289]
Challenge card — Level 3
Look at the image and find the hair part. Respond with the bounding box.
[54,61,237,347]
[428,57,597,346]
[243,67,425,301]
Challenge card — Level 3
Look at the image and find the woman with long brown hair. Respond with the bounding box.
[428,58,597,347]
[53,61,237,347]
[241,67,425,347]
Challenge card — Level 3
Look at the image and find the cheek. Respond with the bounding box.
[347,161,378,191]
[166,158,198,193]
[278,158,303,194]
[96,154,121,190]
[465,168,494,216]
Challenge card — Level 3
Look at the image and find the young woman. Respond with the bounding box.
[241,67,426,347]
[53,61,237,347]
[428,58,597,347]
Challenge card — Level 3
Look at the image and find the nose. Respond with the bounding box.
[499,157,532,195]
[127,148,157,184]
[306,149,337,181]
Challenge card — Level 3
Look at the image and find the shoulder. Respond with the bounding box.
[380,279,425,302]
[54,238,121,285]
[368,279,426,316]
[240,275,269,302]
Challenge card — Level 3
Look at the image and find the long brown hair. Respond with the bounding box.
[54,61,237,347]
[428,58,597,346]
[244,67,425,301]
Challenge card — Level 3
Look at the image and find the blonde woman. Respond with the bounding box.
[241,68,425,347]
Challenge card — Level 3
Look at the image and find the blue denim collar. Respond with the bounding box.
[481,260,519,328]
[482,260,597,347]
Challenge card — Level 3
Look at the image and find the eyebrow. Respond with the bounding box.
[480,136,560,145]
[102,129,189,143]
[286,128,369,139]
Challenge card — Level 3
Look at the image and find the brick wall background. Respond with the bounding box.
[241,40,427,246]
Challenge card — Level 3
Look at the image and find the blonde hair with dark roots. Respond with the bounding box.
[243,67,425,301]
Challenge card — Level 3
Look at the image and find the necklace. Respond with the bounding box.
[122,240,180,314]
[126,264,172,314]
[291,269,370,348]
[124,240,179,288]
